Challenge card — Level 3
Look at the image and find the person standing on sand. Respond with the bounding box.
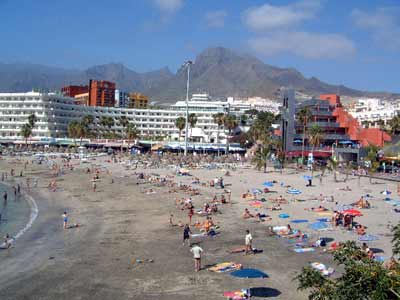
[62,212,68,229]
[188,206,194,225]
[92,179,97,192]
[245,230,253,255]
[183,224,191,246]
[190,243,203,272]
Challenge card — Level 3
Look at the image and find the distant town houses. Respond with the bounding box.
[348,98,400,127]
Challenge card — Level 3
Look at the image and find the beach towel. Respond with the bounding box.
[263,181,274,187]
[287,188,301,195]
[191,233,207,238]
[279,213,290,219]
[359,234,379,241]
[309,222,329,231]
[209,262,242,273]
[272,226,288,232]
[317,212,333,217]
[249,200,263,208]
[291,219,309,223]
[223,290,248,300]
[311,262,334,276]
[386,200,400,206]
[294,247,315,253]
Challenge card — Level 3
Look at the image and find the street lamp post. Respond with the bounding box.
[183,60,192,156]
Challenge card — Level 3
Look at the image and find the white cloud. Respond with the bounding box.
[205,10,227,28]
[249,31,356,59]
[243,0,321,31]
[351,7,400,51]
[153,0,183,14]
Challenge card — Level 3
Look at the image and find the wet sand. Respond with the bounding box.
[0,156,397,300]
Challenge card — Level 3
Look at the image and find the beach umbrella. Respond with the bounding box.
[339,141,353,144]
[263,181,274,187]
[230,268,269,279]
[287,188,301,195]
[381,190,391,195]
[250,188,262,195]
[309,221,329,231]
[342,209,362,217]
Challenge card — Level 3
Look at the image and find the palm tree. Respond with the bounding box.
[126,123,139,151]
[100,116,114,138]
[188,113,198,141]
[213,112,225,155]
[327,157,338,182]
[28,114,37,129]
[252,137,273,173]
[296,107,312,162]
[175,117,186,142]
[308,124,324,154]
[20,123,32,146]
[308,124,324,175]
[223,114,238,154]
[388,115,400,135]
[67,120,81,146]
[82,114,94,127]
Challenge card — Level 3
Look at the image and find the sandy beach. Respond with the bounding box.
[0,155,398,300]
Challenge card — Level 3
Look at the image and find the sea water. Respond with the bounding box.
[0,183,31,238]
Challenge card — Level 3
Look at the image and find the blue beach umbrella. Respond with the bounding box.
[251,188,263,195]
[287,188,301,195]
[230,268,269,279]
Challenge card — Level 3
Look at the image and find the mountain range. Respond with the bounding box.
[0,47,398,103]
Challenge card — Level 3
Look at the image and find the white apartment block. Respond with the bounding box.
[0,92,229,142]
[348,98,400,125]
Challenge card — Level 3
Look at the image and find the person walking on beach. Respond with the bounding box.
[190,243,203,272]
[3,191,7,205]
[245,229,253,255]
[62,212,68,229]
[188,206,194,225]
[183,224,191,246]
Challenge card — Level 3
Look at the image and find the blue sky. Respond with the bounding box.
[0,0,399,92]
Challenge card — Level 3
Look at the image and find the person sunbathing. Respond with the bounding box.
[242,208,254,219]
[352,197,368,208]
[306,206,328,212]
[242,191,253,199]
[339,186,352,191]
[355,224,366,235]
[270,204,282,211]
[270,195,287,204]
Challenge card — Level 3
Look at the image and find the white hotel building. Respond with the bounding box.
[348,98,400,126]
[0,92,230,142]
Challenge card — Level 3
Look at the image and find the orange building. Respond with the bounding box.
[321,94,391,147]
[128,92,149,108]
[88,80,116,107]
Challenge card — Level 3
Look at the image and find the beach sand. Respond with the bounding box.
[0,156,398,300]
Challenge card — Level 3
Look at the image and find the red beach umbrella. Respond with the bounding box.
[342,209,362,217]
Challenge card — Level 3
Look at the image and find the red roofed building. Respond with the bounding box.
[280,90,391,162]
